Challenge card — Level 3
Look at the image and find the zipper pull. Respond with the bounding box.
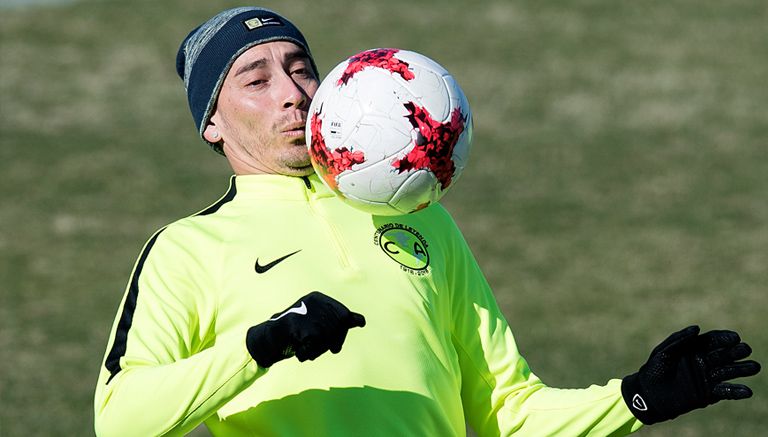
[301,175,315,192]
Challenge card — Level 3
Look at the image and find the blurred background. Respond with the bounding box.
[1,0,766,435]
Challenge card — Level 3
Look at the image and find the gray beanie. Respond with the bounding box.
[176,7,318,154]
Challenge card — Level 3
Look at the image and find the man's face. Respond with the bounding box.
[205,41,319,176]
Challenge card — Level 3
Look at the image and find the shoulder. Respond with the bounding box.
[409,203,464,239]
[138,178,240,260]
[422,203,460,226]
[373,203,467,258]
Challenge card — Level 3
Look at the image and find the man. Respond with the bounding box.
[94,7,760,436]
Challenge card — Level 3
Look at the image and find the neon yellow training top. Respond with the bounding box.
[94,174,643,436]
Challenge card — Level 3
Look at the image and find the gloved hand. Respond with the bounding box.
[622,325,761,425]
[246,291,366,368]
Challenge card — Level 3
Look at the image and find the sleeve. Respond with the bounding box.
[93,227,268,437]
[442,213,643,436]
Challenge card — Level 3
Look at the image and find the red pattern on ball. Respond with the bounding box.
[309,112,366,189]
[393,103,466,190]
[337,48,416,86]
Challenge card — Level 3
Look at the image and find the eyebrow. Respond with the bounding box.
[234,58,268,77]
[284,49,312,66]
[234,50,312,77]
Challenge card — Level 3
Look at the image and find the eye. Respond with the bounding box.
[248,79,267,87]
[291,68,313,79]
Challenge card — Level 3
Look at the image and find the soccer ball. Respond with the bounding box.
[306,48,473,215]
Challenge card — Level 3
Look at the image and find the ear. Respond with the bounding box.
[203,123,221,143]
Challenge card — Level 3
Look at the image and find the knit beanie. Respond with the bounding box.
[176,7,318,154]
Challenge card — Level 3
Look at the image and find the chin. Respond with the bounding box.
[283,164,315,177]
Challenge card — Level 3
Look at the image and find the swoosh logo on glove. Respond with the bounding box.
[632,394,648,411]
[270,301,308,321]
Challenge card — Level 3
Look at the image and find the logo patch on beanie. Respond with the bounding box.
[243,16,284,30]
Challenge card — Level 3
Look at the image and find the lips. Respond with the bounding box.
[282,121,306,138]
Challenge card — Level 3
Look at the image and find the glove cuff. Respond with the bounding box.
[621,373,665,425]
[246,322,287,368]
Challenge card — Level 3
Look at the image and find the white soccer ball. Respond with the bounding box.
[306,48,473,215]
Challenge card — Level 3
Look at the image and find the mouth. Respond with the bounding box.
[282,122,306,138]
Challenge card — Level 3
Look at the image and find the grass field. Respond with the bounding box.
[1,0,766,435]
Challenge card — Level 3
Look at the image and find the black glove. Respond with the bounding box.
[622,325,761,425]
[245,291,366,368]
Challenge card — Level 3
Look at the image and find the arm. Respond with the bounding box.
[94,229,267,437]
[94,228,365,436]
[95,336,265,436]
[444,211,760,435]
[451,305,640,436]
[442,213,641,436]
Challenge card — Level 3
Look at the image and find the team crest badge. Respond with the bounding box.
[374,223,430,275]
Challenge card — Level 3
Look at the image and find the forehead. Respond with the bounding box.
[230,41,309,71]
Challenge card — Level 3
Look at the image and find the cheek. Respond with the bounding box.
[231,102,272,132]
[306,80,320,99]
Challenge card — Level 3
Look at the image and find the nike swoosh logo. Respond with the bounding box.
[255,250,301,274]
[631,394,648,411]
[270,301,307,321]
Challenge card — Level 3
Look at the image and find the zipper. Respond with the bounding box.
[302,176,353,269]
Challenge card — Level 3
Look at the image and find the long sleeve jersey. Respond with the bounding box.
[94,173,643,436]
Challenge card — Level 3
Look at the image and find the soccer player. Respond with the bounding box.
[94,7,760,436]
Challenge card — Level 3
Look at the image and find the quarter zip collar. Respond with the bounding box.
[230,173,335,201]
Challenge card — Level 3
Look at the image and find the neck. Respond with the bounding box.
[222,144,270,175]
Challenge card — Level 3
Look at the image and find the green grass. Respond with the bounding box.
[1,0,766,435]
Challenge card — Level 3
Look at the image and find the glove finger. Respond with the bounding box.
[308,291,359,325]
[295,343,311,362]
[329,329,348,354]
[651,325,700,356]
[705,343,752,367]
[304,291,342,319]
[710,360,761,382]
[295,340,326,362]
[712,383,753,401]
[696,330,741,352]
[307,290,345,310]
[347,312,366,328]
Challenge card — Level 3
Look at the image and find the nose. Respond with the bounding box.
[280,74,309,110]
